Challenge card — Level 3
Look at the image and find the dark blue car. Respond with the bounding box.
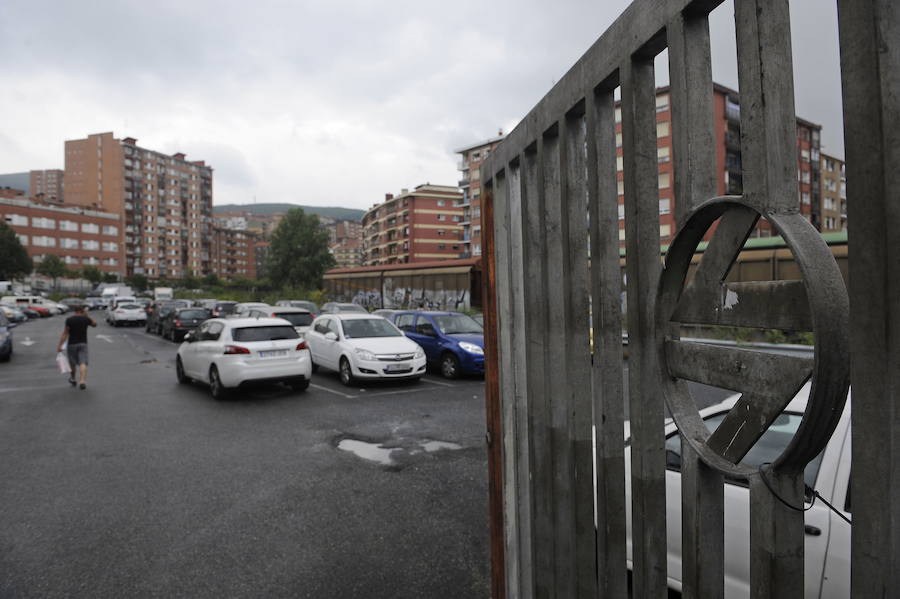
[390,311,484,378]
[0,311,14,362]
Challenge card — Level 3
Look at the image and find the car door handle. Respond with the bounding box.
[804,525,821,536]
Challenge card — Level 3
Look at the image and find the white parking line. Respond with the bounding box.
[0,385,63,394]
[421,378,454,388]
[309,384,356,399]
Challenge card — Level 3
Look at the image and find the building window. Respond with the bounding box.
[82,240,100,250]
[59,220,79,232]
[64,256,79,265]
[657,147,670,163]
[61,238,79,249]
[438,244,446,250]
[32,217,56,229]
[102,242,118,252]
[616,132,622,148]
[657,122,670,138]
[82,223,99,234]
[618,228,626,241]
[659,173,671,189]
[16,234,28,245]
[617,180,625,196]
[618,204,625,220]
[437,214,446,221]
[659,198,671,215]
[33,236,56,247]
[615,107,622,124]
[656,94,669,112]
[616,156,623,172]
[5,214,28,226]
[103,225,118,236]
[660,224,671,238]
[437,200,445,206]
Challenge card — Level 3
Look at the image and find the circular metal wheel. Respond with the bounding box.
[440,353,460,379]
[339,358,354,387]
[209,366,228,400]
[176,357,189,384]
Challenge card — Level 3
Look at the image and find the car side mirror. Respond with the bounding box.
[324,331,338,341]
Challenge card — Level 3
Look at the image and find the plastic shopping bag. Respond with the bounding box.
[56,351,71,374]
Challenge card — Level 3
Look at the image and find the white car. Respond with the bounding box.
[107,303,147,326]
[175,317,312,399]
[306,313,427,386]
[247,306,314,338]
[625,383,851,598]
[233,302,270,318]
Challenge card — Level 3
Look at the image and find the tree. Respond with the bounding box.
[81,265,103,285]
[126,274,149,292]
[0,221,32,280]
[267,208,335,289]
[180,269,200,290]
[37,254,68,290]
[202,273,221,288]
[103,272,118,284]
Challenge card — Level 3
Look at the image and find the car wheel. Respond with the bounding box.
[176,357,189,384]
[339,357,354,387]
[440,353,461,379]
[209,366,228,399]
[289,378,310,392]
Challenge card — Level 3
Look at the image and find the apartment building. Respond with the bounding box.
[331,238,362,268]
[820,153,846,232]
[0,196,123,274]
[361,184,464,266]
[64,132,214,279]
[0,187,25,199]
[30,169,64,203]
[210,226,257,280]
[455,132,504,258]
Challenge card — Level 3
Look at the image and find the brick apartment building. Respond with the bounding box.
[0,196,123,275]
[0,187,25,199]
[819,153,846,233]
[331,238,362,268]
[30,169,64,203]
[455,133,504,258]
[64,132,213,279]
[361,184,464,266]
[210,226,257,280]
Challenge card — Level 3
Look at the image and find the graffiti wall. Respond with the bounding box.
[324,267,479,311]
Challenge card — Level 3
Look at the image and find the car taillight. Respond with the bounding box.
[295,341,309,351]
[174,319,182,327]
[224,345,250,355]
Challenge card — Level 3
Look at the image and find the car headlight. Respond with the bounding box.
[414,346,425,359]
[355,348,376,361]
[459,341,484,355]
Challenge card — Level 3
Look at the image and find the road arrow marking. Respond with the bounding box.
[21,337,35,346]
[96,334,115,343]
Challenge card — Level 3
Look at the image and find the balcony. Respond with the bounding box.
[458,177,470,187]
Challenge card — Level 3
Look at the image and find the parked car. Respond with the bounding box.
[1,296,54,317]
[471,313,483,327]
[247,306,314,338]
[306,313,426,386]
[210,301,238,318]
[108,303,147,327]
[233,302,270,318]
[392,311,484,378]
[319,302,368,315]
[3,303,39,319]
[276,300,319,316]
[176,317,312,398]
[160,307,212,342]
[371,309,400,320]
[146,302,179,335]
[0,311,14,362]
[0,305,27,323]
[60,297,85,310]
[625,384,851,598]
[84,297,106,310]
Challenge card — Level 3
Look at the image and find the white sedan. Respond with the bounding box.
[175,317,312,399]
[107,303,147,326]
[306,313,426,386]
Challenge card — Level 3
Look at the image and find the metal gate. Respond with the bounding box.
[480,0,898,597]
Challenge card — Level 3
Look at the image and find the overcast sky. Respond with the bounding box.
[0,1,844,211]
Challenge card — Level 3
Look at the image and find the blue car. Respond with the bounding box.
[390,311,484,378]
[0,311,14,362]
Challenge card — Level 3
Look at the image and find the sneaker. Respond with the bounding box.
[79,383,86,390]
[68,377,76,387]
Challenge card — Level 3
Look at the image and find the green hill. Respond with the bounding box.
[213,203,364,221]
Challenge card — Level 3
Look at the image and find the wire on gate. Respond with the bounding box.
[757,462,852,526]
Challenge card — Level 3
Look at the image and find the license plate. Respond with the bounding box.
[385,363,410,372]
[259,350,288,359]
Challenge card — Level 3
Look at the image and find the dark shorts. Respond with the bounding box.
[67,343,89,366]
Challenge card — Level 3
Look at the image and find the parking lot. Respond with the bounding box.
[0,315,490,598]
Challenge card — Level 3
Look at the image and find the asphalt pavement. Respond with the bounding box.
[0,315,490,599]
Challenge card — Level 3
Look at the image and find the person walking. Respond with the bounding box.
[57,304,97,390]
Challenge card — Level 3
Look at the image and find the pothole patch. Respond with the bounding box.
[336,435,464,468]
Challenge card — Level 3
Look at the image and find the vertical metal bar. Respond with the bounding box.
[562,109,597,597]
[734,2,805,595]
[748,469,805,598]
[521,145,554,598]
[621,53,668,599]
[588,85,629,598]
[734,0,799,212]
[492,170,521,598]
[541,128,577,597]
[838,0,900,596]
[667,10,724,599]
[507,163,535,597]
[480,179,507,599]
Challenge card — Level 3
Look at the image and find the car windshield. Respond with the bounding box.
[232,325,299,342]
[433,314,483,335]
[341,318,403,339]
[179,310,210,319]
[215,303,236,313]
[275,312,313,326]
[338,304,367,313]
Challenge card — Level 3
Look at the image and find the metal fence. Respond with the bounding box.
[480,0,897,597]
